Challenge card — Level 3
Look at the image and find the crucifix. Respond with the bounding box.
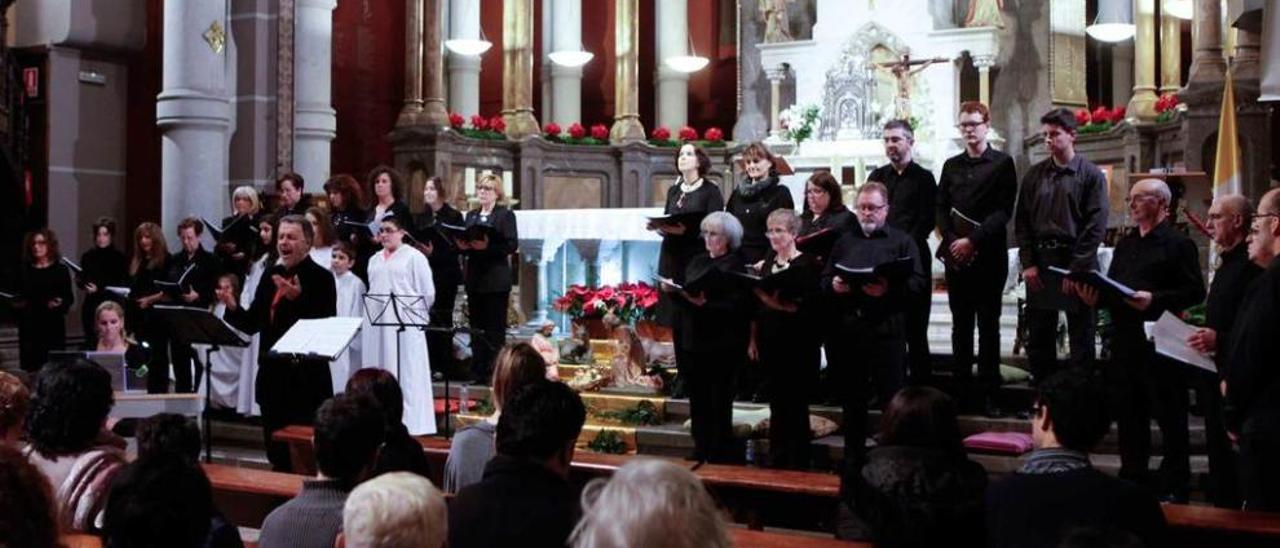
[875,53,951,120]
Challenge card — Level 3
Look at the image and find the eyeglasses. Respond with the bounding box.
[378,227,399,234]
[765,228,792,235]
[477,186,496,192]
[1124,193,1161,204]
[804,188,827,195]
[956,121,986,129]
[855,203,887,213]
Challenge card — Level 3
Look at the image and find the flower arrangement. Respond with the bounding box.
[553,282,660,324]
[1076,105,1127,135]
[648,125,727,148]
[450,112,507,140]
[590,123,609,141]
[448,112,464,129]
[678,126,699,141]
[1155,93,1180,123]
[648,126,676,147]
[780,103,821,145]
[543,122,562,138]
[543,121,609,145]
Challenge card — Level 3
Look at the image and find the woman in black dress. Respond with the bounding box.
[216,186,264,279]
[367,165,413,230]
[325,173,372,281]
[459,173,518,385]
[412,175,465,379]
[799,172,856,405]
[727,142,794,265]
[749,209,822,469]
[15,229,74,371]
[78,217,129,350]
[128,222,172,393]
[661,211,748,463]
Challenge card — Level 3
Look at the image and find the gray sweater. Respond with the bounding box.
[258,479,348,548]
[444,421,496,493]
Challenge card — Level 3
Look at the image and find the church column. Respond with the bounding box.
[973,54,995,107]
[610,0,645,143]
[765,66,786,139]
[293,0,337,188]
[549,0,585,127]
[1159,12,1181,94]
[422,0,449,126]
[156,0,233,234]
[1231,25,1261,81]
[1128,0,1159,121]
[1188,0,1225,84]
[654,0,689,130]
[398,0,424,126]
[447,0,481,116]
[502,0,539,138]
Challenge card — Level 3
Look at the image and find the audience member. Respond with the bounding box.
[840,386,987,546]
[258,394,386,548]
[570,458,730,548]
[22,358,125,532]
[102,456,221,548]
[448,379,586,548]
[0,370,30,446]
[133,413,242,547]
[345,368,433,479]
[338,471,448,548]
[444,341,548,492]
[0,444,59,548]
[986,369,1166,548]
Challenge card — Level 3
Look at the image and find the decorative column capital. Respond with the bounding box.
[971,54,996,70]
[764,65,789,82]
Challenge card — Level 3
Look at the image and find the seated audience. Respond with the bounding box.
[570,458,730,548]
[0,445,59,548]
[986,369,1167,548]
[338,471,448,548]
[345,368,432,479]
[840,386,987,546]
[102,456,221,548]
[0,371,30,446]
[444,342,548,492]
[134,413,242,547]
[259,394,386,548]
[449,379,586,548]
[22,358,125,532]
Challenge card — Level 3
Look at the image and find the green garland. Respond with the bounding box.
[591,400,661,426]
[586,429,628,454]
[457,128,506,141]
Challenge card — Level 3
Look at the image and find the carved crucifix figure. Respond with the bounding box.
[759,0,794,43]
[875,53,951,119]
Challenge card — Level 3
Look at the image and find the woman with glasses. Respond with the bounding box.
[362,216,437,435]
[799,172,855,264]
[458,174,519,385]
[217,186,264,279]
[15,229,75,371]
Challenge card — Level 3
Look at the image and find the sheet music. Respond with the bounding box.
[270,317,364,360]
[61,257,83,274]
[1151,311,1216,373]
[104,286,131,298]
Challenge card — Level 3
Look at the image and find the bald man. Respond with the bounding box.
[1076,179,1205,502]
[1224,187,1280,511]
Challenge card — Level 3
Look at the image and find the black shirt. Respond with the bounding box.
[868,161,938,246]
[18,262,74,316]
[448,455,578,548]
[677,251,750,352]
[726,176,795,264]
[1224,257,1280,434]
[937,146,1017,255]
[1104,222,1204,339]
[821,224,926,323]
[657,179,724,280]
[1204,243,1263,375]
[371,201,413,232]
[215,213,261,278]
[462,206,519,294]
[167,247,222,308]
[1015,154,1109,271]
[412,204,465,283]
[80,246,130,292]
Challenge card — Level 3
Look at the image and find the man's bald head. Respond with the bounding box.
[1208,194,1252,248]
[1132,178,1172,204]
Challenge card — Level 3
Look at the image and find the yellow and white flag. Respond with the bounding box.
[1213,72,1242,198]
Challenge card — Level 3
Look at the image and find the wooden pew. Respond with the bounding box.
[1162,504,1280,546]
[730,529,867,547]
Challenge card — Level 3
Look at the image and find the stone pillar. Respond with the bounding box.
[1127,0,1158,121]
[540,6,553,122]
[398,0,424,125]
[765,66,786,139]
[447,0,481,116]
[1111,41,1135,107]
[654,0,689,130]
[156,0,233,236]
[293,0,337,188]
[1188,0,1226,84]
[549,0,585,127]
[422,0,449,125]
[1159,13,1181,93]
[610,0,645,143]
[502,0,539,138]
[973,54,995,106]
[1232,26,1261,81]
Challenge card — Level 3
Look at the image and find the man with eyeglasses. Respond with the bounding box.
[1014,108,1108,384]
[1223,186,1280,511]
[867,119,937,385]
[1075,179,1204,503]
[937,101,1018,417]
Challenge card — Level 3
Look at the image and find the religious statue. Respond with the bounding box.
[875,53,951,120]
[964,0,1004,28]
[759,0,794,43]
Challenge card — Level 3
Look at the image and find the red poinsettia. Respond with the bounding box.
[590,123,609,141]
[544,122,562,137]
[1155,93,1180,114]
[489,115,506,133]
[448,112,464,129]
[651,126,671,140]
[470,114,488,131]
[1108,106,1126,124]
[678,126,698,141]
[703,127,724,141]
[1074,109,1091,126]
[568,122,587,139]
[1090,106,1109,124]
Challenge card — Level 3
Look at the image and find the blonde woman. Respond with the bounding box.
[218,185,264,277]
[458,173,519,384]
[570,458,730,548]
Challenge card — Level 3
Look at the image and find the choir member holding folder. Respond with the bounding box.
[1075,179,1204,503]
[413,176,465,380]
[798,172,855,263]
[77,217,129,350]
[748,209,821,469]
[12,229,74,371]
[821,182,926,475]
[128,222,171,388]
[325,174,373,281]
[937,101,1017,416]
[213,186,263,279]
[661,211,748,463]
[727,142,794,265]
[220,214,337,471]
[158,217,222,394]
[459,173,519,384]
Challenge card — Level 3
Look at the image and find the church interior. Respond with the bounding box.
[3,0,1280,546]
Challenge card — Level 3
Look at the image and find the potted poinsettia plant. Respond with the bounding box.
[1076,105,1126,135]
[648,126,678,147]
[1155,93,1180,123]
[553,282,662,339]
[453,113,506,140]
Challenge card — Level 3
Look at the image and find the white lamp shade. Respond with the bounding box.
[1087,23,1137,41]
[1087,0,1135,42]
[548,50,594,67]
[1163,0,1192,20]
[444,39,493,56]
[664,55,710,73]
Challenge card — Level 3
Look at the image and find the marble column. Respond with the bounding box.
[549,0,585,127]
[422,0,449,126]
[156,0,233,235]
[610,0,645,143]
[654,0,689,130]
[765,66,786,139]
[1111,41,1135,107]
[293,0,337,188]
[1159,13,1181,93]
[1127,0,1158,121]
[398,0,424,126]
[1187,0,1225,84]
[1231,26,1261,81]
[447,0,481,116]
[502,0,539,138]
[973,54,995,107]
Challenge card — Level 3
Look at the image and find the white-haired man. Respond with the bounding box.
[338,472,447,548]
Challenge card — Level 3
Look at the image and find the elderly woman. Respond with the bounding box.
[217,185,264,278]
[458,173,519,384]
[662,211,748,463]
[571,458,730,548]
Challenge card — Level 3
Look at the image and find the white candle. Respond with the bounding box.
[464,167,476,197]
[502,171,514,200]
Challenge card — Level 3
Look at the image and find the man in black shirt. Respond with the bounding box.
[1188,194,1260,508]
[159,217,222,394]
[1014,108,1108,383]
[1224,187,1280,511]
[822,182,927,475]
[937,102,1017,416]
[867,119,937,384]
[1077,179,1204,502]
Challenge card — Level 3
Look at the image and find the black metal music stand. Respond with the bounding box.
[363,293,454,434]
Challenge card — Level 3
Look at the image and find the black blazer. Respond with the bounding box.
[462,206,518,294]
[677,251,750,353]
[413,204,465,285]
[166,247,222,308]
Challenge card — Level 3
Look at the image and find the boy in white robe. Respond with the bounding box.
[331,242,366,393]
